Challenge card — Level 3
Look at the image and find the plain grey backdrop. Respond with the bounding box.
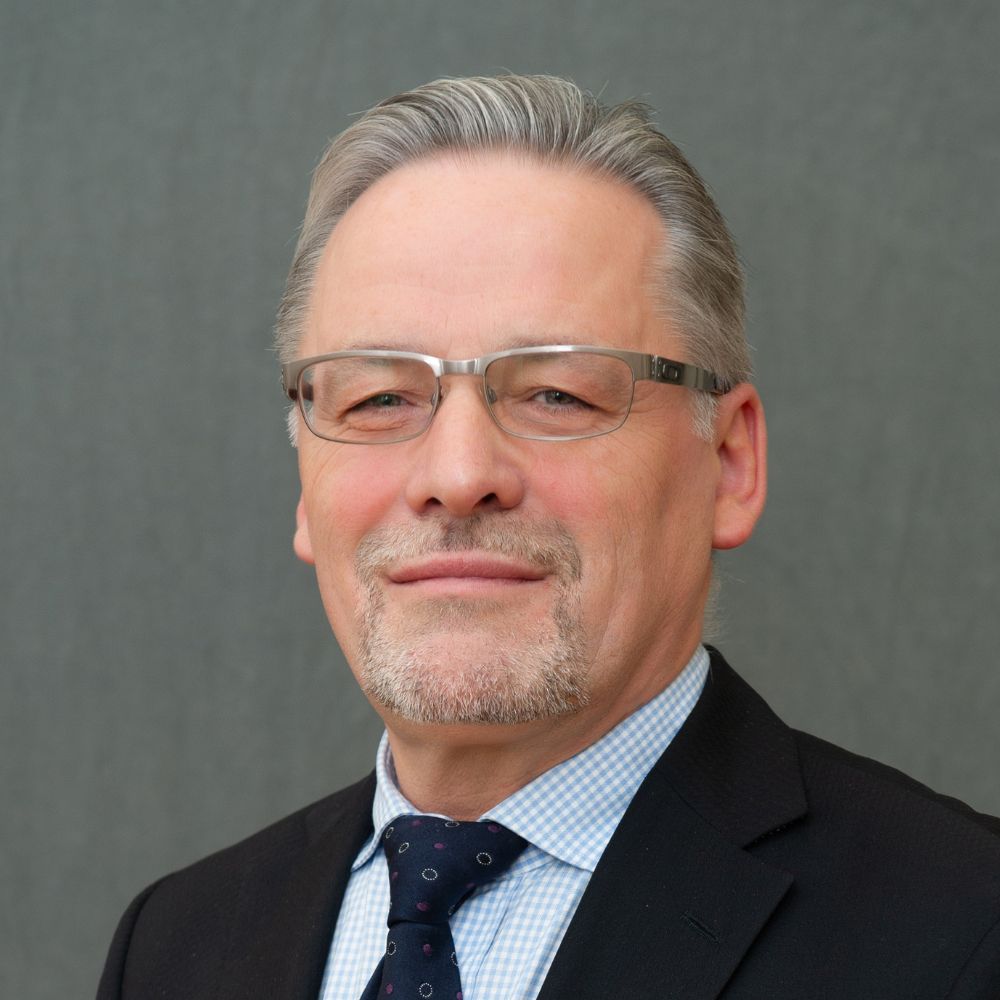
[2,1,998,996]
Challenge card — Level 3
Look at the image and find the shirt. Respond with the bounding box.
[318,645,709,1000]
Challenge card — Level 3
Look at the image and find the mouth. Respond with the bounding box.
[386,552,549,591]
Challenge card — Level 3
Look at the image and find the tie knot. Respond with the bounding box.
[381,814,527,926]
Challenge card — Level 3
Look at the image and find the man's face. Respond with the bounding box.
[293,155,756,737]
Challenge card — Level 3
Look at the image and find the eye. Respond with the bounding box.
[351,392,408,410]
[531,388,593,409]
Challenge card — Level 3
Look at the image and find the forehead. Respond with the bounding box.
[303,154,670,357]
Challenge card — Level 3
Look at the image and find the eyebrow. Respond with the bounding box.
[502,333,577,349]
[335,339,426,353]
[332,332,589,355]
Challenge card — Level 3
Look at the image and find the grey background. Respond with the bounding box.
[2,1,998,996]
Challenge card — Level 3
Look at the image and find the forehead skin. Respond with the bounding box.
[301,154,671,359]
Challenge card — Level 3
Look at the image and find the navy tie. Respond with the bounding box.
[360,814,528,1000]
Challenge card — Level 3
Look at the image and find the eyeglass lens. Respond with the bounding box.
[297,352,636,442]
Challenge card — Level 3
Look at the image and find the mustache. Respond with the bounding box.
[355,516,582,582]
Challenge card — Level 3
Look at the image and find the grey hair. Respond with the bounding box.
[276,74,750,440]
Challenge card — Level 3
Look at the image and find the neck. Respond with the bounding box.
[382,657,695,819]
[384,718,592,819]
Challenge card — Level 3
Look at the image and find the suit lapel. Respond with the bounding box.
[218,773,377,1000]
[538,650,807,1000]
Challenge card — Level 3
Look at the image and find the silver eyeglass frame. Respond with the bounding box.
[280,344,730,444]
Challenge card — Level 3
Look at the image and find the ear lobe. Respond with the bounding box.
[711,383,767,550]
[293,494,316,565]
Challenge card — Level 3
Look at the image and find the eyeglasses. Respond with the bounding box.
[281,345,730,444]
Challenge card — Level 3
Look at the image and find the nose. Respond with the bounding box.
[403,378,527,517]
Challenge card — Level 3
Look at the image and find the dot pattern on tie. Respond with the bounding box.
[360,815,528,1000]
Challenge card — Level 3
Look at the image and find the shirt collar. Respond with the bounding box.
[351,734,427,871]
[353,646,709,874]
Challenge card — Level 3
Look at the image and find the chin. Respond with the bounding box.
[358,631,590,726]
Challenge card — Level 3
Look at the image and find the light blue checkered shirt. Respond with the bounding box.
[318,646,709,1000]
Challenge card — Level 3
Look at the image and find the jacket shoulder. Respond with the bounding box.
[158,770,375,890]
[97,773,375,999]
[792,728,1000,843]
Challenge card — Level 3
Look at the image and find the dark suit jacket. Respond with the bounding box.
[97,649,1000,998]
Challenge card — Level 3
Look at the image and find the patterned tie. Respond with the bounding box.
[360,814,528,1000]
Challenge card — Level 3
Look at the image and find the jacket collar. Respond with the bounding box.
[216,772,377,1000]
[656,646,807,847]
[537,648,808,1000]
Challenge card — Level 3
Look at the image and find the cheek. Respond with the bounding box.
[530,455,637,588]
[553,436,714,598]
[298,452,407,649]
[531,457,610,532]
[302,448,404,556]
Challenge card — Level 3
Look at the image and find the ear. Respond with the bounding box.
[711,383,767,550]
[293,494,316,565]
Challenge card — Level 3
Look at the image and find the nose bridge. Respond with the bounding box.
[438,357,482,377]
[434,369,492,424]
[430,370,500,444]
[406,371,524,516]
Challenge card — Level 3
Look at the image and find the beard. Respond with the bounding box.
[353,516,590,725]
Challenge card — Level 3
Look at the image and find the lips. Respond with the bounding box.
[387,553,548,584]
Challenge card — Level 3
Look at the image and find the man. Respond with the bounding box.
[98,75,1000,999]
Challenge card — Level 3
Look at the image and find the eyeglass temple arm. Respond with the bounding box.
[647,356,730,394]
[281,367,304,401]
